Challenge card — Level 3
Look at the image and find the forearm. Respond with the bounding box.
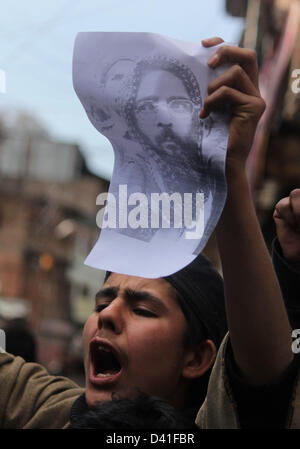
[216,162,293,385]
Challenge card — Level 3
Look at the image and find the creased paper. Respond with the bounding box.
[73,32,229,277]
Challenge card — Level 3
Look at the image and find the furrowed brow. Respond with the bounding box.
[95,286,119,302]
[125,289,166,311]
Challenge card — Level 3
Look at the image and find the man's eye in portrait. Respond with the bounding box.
[91,105,111,121]
[111,74,124,81]
[136,100,157,114]
[169,99,194,114]
[135,98,194,117]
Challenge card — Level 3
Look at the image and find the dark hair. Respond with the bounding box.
[162,284,212,420]
[68,392,198,429]
[129,56,202,105]
[163,254,227,418]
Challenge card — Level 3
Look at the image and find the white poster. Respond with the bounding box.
[73,32,229,277]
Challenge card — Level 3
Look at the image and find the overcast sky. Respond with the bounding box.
[0,0,244,180]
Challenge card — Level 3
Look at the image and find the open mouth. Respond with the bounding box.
[90,340,122,379]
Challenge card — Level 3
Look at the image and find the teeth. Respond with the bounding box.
[98,345,111,352]
[96,373,114,378]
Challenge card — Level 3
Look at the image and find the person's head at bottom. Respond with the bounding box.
[82,254,227,421]
[69,392,199,429]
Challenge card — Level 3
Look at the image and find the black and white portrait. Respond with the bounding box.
[73,32,229,277]
[123,56,207,193]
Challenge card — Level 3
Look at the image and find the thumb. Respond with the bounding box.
[273,210,291,242]
[273,199,296,248]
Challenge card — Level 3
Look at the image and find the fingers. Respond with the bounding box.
[207,45,259,89]
[202,37,224,47]
[207,64,260,98]
[274,197,297,228]
[274,190,300,230]
[290,189,300,230]
[200,85,265,119]
[201,37,262,159]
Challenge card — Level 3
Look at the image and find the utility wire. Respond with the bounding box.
[0,0,80,66]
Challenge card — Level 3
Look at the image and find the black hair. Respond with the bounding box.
[68,392,198,429]
[164,286,212,420]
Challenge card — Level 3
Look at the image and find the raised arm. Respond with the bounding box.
[201,37,293,385]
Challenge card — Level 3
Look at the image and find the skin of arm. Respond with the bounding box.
[201,37,293,385]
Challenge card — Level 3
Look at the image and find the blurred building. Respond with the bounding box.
[0,112,109,382]
[226,0,300,246]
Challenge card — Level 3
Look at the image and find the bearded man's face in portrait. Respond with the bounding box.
[133,69,200,160]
